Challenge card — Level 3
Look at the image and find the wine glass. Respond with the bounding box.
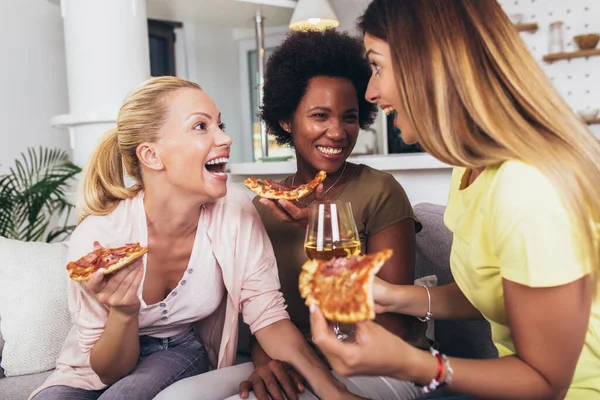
[304,200,361,340]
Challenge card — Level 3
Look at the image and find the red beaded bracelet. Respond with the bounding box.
[421,347,444,394]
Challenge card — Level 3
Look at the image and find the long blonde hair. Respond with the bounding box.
[359,0,600,280]
[78,76,202,223]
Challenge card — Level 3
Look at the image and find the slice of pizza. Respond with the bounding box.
[66,242,148,282]
[243,170,327,200]
[298,249,393,323]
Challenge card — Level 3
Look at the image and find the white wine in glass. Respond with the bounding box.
[304,201,360,340]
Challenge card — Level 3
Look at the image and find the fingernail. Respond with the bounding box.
[309,303,316,313]
[92,269,103,282]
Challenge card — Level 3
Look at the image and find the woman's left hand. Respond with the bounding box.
[309,303,416,380]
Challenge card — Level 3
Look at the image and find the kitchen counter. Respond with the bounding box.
[229,153,453,205]
[229,153,451,176]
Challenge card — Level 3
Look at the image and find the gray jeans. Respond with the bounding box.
[32,327,209,400]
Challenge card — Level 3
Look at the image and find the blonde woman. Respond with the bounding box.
[29,77,356,400]
[310,0,600,399]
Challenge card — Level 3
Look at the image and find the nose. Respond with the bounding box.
[365,76,379,104]
[325,119,347,141]
[217,128,233,147]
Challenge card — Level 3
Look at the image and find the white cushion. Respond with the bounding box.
[0,238,71,376]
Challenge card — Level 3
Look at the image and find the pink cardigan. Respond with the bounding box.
[29,186,289,399]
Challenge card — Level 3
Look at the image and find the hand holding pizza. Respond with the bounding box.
[309,304,417,381]
[245,170,327,228]
[258,183,324,228]
[67,241,148,316]
[85,256,145,317]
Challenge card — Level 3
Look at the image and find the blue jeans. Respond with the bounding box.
[33,327,209,400]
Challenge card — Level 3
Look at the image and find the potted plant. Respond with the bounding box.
[0,147,81,243]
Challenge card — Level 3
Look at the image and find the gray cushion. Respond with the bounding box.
[0,370,52,400]
[414,203,497,360]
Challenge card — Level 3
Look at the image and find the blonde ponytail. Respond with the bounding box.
[76,76,202,223]
[77,128,140,223]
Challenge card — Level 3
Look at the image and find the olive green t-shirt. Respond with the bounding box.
[253,163,422,341]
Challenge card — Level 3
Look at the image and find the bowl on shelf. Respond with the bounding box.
[573,33,600,50]
[577,109,599,120]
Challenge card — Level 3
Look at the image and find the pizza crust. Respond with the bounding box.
[68,246,148,282]
[299,249,393,323]
[244,170,326,200]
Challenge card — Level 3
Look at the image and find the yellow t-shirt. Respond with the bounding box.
[444,161,600,398]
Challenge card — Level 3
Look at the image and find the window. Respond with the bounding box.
[238,31,293,162]
[147,19,182,77]
[247,48,293,160]
[386,113,423,154]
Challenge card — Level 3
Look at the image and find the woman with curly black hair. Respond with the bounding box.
[246,29,424,400]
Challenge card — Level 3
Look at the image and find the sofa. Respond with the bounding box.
[0,203,496,400]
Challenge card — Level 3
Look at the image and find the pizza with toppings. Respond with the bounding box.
[243,170,327,200]
[298,249,393,323]
[66,242,148,282]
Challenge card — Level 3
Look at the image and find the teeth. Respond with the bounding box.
[206,157,229,165]
[317,146,343,155]
[383,106,395,116]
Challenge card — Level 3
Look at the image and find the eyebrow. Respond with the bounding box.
[188,112,221,121]
[365,49,381,57]
[307,106,359,114]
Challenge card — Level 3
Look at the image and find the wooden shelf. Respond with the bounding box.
[515,22,538,33]
[585,117,600,125]
[543,48,600,63]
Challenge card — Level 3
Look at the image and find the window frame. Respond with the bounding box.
[237,32,286,162]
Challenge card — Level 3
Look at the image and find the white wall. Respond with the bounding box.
[0,1,69,174]
[188,24,244,163]
[499,0,600,137]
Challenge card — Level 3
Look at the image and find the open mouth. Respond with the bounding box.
[205,157,228,176]
[382,106,395,116]
[317,146,343,156]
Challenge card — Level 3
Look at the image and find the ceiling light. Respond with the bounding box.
[289,0,339,31]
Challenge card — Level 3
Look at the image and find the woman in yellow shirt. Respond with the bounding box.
[309,0,600,399]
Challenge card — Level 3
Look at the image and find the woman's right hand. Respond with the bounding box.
[239,360,305,400]
[258,184,324,228]
[85,258,144,317]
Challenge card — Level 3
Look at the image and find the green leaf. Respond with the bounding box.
[0,147,81,242]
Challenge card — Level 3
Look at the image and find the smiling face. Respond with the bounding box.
[138,88,232,201]
[284,76,360,174]
[363,34,417,145]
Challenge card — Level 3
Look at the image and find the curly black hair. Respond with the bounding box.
[259,29,378,146]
